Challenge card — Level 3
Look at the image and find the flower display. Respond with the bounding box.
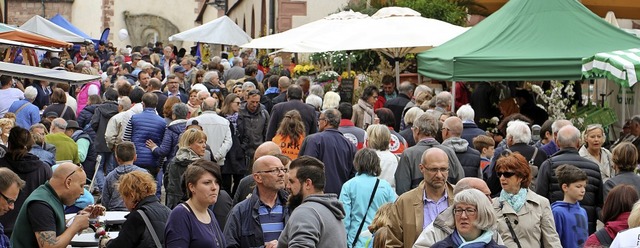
[293,64,315,76]
[316,70,339,83]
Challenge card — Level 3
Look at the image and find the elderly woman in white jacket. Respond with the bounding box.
[365,124,398,190]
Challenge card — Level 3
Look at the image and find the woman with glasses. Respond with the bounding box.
[493,152,560,247]
[164,129,207,209]
[219,94,246,196]
[0,126,52,237]
[165,159,226,247]
[431,189,505,248]
[339,148,396,248]
[271,110,305,160]
[579,124,613,182]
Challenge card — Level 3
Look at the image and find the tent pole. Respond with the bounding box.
[622,86,626,127]
[451,81,457,113]
[395,60,400,85]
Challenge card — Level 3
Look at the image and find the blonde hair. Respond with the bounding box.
[368,203,394,233]
[0,118,14,130]
[366,124,390,151]
[178,129,207,148]
[629,200,640,228]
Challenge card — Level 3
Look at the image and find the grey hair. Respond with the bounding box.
[273,57,283,66]
[202,97,218,111]
[119,96,132,110]
[507,120,531,144]
[353,148,381,176]
[232,57,242,66]
[305,94,323,110]
[435,91,452,108]
[203,71,218,83]
[551,119,572,134]
[197,91,211,98]
[172,103,189,119]
[310,85,325,98]
[366,124,390,151]
[24,86,38,101]
[242,81,256,91]
[322,91,340,111]
[404,107,424,126]
[445,188,496,230]
[323,108,341,128]
[456,104,475,122]
[398,81,414,95]
[557,125,581,148]
[413,113,439,137]
[51,118,67,130]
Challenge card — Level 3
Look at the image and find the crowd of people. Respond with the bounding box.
[0,41,639,248]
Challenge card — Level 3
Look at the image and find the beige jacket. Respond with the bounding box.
[351,99,375,129]
[387,181,455,248]
[412,205,504,248]
[492,190,561,248]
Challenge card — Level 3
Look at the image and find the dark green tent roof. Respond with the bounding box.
[417,0,640,81]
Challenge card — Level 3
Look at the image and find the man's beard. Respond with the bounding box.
[287,191,304,211]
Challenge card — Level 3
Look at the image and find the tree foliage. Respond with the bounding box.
[396,0,467,26]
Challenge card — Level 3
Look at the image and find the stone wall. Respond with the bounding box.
[7,0,74,25]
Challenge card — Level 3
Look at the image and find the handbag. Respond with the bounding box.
[137,209,162,248]
[352,178,380,248]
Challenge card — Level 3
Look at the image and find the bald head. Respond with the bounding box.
[253,155,282,172]
[454,177,490,196]
[202,97,218,111]
[52,162,80,180]
[254,141,282,161]
[422,147,448,165]
[443,116,462,138]
[557,125,580,149]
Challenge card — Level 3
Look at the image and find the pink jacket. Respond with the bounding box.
[76,80,101,117]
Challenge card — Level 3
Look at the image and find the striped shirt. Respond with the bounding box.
[258,198,285,242]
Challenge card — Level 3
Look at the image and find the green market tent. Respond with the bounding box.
[582,48,640,88]
[417,0,640,81]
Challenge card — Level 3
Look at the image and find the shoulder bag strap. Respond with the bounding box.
[529,147,538,164]
[500,201,522,248]
[352,179,380,248]
[595,228,613,246]
[13,101,30,116]
[60,105,68,118]
[137,209,162,248]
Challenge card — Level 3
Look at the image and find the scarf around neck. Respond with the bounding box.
[357,98,375,126]
[452,229,494,248]
[499,188,528,213]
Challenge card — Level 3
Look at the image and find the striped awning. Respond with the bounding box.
[582,48,640,87]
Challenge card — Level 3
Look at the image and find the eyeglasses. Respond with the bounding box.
[0,191,15,205]
[424,167,449,173]
[255,167,288,174]
[65,164,84,182]
[496,171,516,178]
[247,89,261,96]
[453,208,477,217]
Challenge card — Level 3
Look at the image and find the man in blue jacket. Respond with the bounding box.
[8,86,40,129]
[123,93,165,188]
[298,108,356,195]
[223,155,290,247]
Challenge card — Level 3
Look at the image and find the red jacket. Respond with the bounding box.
[584,211,630,247]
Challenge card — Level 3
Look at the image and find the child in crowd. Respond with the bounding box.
[362,203,394,248]
[473,135,495,171]
[552,164,589,248]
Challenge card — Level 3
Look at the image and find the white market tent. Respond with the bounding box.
[169,16,252,45]
[241,10,370,50]
[0,61,100,85]
[20,15,91,44]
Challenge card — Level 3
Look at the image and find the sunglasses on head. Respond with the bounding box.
[496,171,516,178]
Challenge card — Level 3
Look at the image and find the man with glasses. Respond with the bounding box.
[413,177,504,247]
[11,162,104,247]
[0,168,26,243]
[164,74,188,103]
[224,155,290,247]
[394,113,463,196]
[535,125,602,234]
[387,148,455,248]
